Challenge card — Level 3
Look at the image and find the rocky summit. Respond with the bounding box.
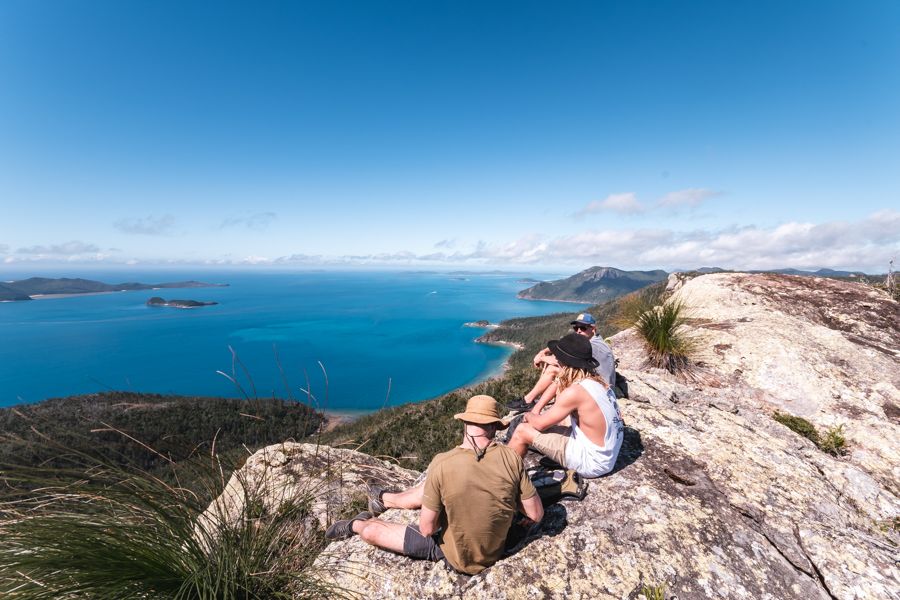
[203,273,899,599]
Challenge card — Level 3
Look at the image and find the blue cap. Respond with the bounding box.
[570,313,596,326]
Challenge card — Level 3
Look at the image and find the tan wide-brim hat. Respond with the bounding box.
[454,394,509,429]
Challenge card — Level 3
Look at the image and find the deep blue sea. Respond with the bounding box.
[0,271,585,412]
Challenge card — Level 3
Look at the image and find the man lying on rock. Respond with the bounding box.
[508,332,624,478]
[325,395,544,575]
[506,313,616,415]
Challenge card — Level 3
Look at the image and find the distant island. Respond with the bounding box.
[0,277,227,302]
[146,297,218,309]
[463,319,498,328]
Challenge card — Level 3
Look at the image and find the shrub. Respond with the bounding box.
[0,445,341,599]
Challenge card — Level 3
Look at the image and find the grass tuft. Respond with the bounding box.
[772,412,849,456]
[0,445,340,599]
[632,299,698,376]
[641,583,666,600]
[819,424,848,456]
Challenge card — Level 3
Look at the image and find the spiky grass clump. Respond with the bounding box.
[641,583,666,600]
[612,286,665,332]
[0,451,339,599]
[633,299,697,376]
[818,424,848,456]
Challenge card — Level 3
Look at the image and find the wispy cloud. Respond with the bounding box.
[577,188,722,218]
[219,212,277,231]
[322,211,895,272]
[114,214,176,236]
[434,238,456,249]
[657,188,722,209]
[6,240,115,263]
[17,241,101,255]
[576,193,644,216]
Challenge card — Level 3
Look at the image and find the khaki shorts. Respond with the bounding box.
[530,425,571,466]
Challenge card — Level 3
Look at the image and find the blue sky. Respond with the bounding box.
[1,0,898,273]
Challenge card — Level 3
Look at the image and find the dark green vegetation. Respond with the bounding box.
[321,369,540,471]
[1,447,337,599]
[0,392,323,481]
[772,411,848,456]
[0,277,227,302]
[147,296,218,307]
[517,266,668,303]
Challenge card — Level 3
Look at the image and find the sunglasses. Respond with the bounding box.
[572,324,592,332]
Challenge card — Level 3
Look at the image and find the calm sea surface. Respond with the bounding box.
[0,271,586,411]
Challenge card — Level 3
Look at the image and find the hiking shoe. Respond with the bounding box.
[505,396,532,413]
[367,486,389,516]
[325,511,372,541]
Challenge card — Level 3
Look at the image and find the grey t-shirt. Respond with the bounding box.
[590,335,616,387]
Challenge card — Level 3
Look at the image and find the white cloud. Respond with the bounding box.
[434,238,456,249]
[114,214,176,236]
[657,188,722,209]
[0,243,8,253]
[16,241,101,255]
[219,212,277,231]
[6,240,116,263]
[577,193,644,216]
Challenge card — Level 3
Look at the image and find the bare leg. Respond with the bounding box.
[382,480,425,510]
[508,422,539,458]
[352,519,409,553]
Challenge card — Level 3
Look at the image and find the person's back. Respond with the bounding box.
[423,444,531,575]
[590,335,616,387]
[565,379,624,476]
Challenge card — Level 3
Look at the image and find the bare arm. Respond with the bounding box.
[520,494,544,524]
[419,506,440,536]
[524,386,580,431]
[532,348,556,368]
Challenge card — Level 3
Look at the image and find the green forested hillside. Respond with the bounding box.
[517,266,667,303]
[0,392,323,479]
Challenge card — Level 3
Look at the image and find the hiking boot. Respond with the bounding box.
[325,511,372,541]
[505,396,532,413]
[367,486,390,516]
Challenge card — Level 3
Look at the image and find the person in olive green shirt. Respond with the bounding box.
[326,395,544,575]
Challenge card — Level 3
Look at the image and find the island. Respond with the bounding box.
[0,277,228,302]
[463,319,499,328]
[146,297,218,308]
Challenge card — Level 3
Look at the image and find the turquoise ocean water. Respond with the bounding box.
[0,271,586,412]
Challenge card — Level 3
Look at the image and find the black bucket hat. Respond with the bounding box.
[548,332,599,371]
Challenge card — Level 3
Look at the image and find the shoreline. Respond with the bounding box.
[516,295,591,304]
[30,291,123,300]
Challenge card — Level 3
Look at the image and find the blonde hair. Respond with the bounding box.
[555,365,607,392]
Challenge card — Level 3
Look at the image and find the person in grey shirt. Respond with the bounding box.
[506,313,615,415]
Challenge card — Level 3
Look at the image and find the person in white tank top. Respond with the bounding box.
[508,333,624,478]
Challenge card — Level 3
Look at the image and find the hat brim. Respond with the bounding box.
[454,412,509,429]
[548,339,600,371]
[569,320,595,326]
